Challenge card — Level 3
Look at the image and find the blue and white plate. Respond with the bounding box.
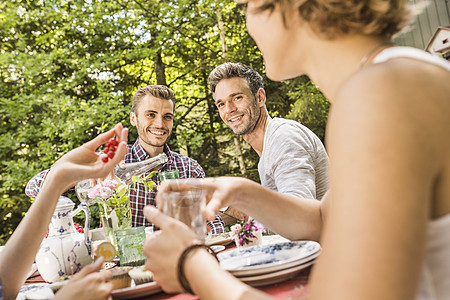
[112,281,162,299]
[217,241,321,277]
[239,259,316,287]
[17,283,54,300]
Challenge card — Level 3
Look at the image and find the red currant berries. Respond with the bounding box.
[74,222,84,234]
[102,138,118,163]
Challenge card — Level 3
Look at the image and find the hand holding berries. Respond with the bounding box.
[101,138,119,163]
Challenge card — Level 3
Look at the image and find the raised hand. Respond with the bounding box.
[49,123,128,193]
[156,176,253,221]
[143,206,201,293]
[54,258,113,300]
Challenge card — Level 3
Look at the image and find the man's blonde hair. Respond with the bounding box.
[132,85,176,113]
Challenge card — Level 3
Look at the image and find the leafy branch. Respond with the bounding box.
[131,170,158,193]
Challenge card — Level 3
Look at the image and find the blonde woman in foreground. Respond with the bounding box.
[0,123,128,300]
[143,0,450,299]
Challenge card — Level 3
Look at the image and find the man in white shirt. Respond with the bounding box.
[209,62,328,200]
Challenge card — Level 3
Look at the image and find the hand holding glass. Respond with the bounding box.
[162,189,206,240]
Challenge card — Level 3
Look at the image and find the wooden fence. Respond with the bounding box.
[394,0,450,49]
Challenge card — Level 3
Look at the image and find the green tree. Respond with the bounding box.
[0,0,330,244]
[286,79,330,142]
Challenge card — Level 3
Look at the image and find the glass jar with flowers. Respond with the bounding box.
[230,216,265,248]
[86,172,158,249]
[87,179,131,248]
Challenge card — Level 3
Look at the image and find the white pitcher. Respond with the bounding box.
[36,196,92,282]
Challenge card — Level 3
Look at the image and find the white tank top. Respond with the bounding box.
[373,46,450,300]
[417,214,450,300]
[373,46,450,71]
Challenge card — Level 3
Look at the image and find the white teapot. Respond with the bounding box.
[36,196,93,282]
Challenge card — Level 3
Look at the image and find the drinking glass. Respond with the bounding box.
[97,195,132,251]
[75,180,97,206]
[158,170,180,182]
[115,226,146,266]
[162,188,206,240]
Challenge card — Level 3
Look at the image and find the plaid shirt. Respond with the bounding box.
[25,139,225,234]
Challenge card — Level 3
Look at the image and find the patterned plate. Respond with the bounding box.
[239,259,316,287]
[217,241,321,277]
[17,283,54,300]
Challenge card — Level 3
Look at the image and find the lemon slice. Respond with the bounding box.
[95,241,116,262]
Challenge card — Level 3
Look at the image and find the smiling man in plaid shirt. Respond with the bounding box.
[25,85,225,234]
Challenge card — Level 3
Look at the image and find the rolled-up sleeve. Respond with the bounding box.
[25,169,49,198]
[25,169,76,198]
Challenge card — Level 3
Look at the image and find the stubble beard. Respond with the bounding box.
[230,101,261,136]
[137,124,171,149]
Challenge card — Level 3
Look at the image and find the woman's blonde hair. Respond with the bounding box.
[245,0,417,39]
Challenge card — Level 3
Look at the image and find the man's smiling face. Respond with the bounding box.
[130,95,174,149]
[214,77,260,136]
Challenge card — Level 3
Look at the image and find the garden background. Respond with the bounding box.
[2,0,446,244]
[0,0,330,244]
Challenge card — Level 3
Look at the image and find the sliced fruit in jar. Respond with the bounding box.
[95,241,116,262]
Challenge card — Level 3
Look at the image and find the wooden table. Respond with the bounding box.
[25,235,313,299]
[133,266,311,300]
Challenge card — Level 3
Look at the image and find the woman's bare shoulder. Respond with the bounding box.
[336,58,449,133]
[329,58,449,176]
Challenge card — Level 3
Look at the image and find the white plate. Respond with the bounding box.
[217,241,321,277]
[239,259,316,287]
[17,283,54,300]
[210,245,226,253]
[112,281,162,299]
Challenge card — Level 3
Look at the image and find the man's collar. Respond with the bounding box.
[162,144,175,163]
[130,139,148,160]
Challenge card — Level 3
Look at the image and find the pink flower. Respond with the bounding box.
[99,187,113,199]
[230,224,242,238]
[85,178,129,205]
[102,179,118,190]
[87,185,101,199]
[232,216,265,246]
[254,221,265,233]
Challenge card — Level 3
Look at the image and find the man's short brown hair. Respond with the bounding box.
[208,62,264,97]
[132,85,177,113]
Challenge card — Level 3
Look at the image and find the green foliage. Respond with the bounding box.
[132,171,158,194]
[0,0,330,244]
[286,79,330,142]
[0,194,30,244]
[87,181,134,230]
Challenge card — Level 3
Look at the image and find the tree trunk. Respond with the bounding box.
[216,7,228,58]
[234,136,247,175]
[202,68,219,159]
[154,49,167,86]
[216,7,247,175]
